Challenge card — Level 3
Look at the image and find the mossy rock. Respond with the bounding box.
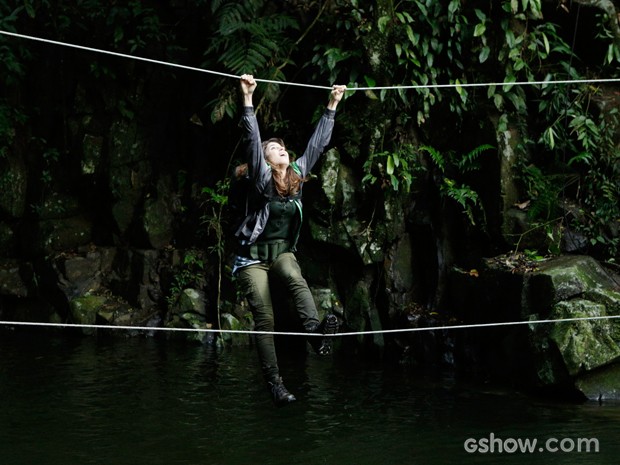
[549,299,620,376]
[70,295,107,335]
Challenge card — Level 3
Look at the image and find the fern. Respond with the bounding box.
[441,178,484,226]
[418,145,445,172]
[457,143,495,172]
[419,144,492,226]
[203,0,300,122]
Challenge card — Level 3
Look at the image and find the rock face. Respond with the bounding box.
[454,254,620,399]
[525,256,620,398]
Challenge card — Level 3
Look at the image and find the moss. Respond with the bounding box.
[549,300,620,376]
[70,295,107,326]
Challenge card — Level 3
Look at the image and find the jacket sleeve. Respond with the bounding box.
[241,106,270,187]
[294,109,336,176]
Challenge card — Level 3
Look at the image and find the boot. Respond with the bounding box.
[307,313,339,356]
[268,377,296,406]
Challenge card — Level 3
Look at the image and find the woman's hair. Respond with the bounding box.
[261,137,285,154]
[272,164,303,197]
[261,137,304,197]
[234,137,305,197]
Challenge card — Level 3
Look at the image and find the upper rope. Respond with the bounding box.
[1,30,619,91]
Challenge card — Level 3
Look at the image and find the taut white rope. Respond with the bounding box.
[1,30,619,91]
[1,314,620,337]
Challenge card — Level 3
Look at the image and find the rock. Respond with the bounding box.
[0,258,34,297]
[177,288,206,316]
[82,134,104,175]
[143,195,173,248]
[525,255,620,386]
[0,155,28,218]
[69,292,156,337]
[548,300,620,376]
[219,311,253,346]
[165,287,212,343]
[57,254,102,299]
[0,222,17,256]
[36,193,81,220]
[534,255,620,303]
[319,149,340,206]
[37,216,93,254]
[69,294,107,335]
[575,362,620,401]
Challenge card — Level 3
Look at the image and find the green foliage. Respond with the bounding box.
[203,0,300,123]
[419,144,494,226]
[200,178,232,329]
[362,141,494,227]
[373,0,473,123]
[530,78,620,259]
[166,249,206,310]
[516,163,576,221]
[362,144,421,194]
[594,12,620,65]
[1,0,619,267]
[201,179,230,256]
[0,102,26,159]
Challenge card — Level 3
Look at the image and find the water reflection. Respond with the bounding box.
[1,330,619,465]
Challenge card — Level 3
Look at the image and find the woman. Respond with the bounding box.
[234,74,346,406]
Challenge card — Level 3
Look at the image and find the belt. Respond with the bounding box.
[239,239,290,262]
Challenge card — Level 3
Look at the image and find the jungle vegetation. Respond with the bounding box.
[1,1,619,313]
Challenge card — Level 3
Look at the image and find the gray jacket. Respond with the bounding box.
[236,106,336,247]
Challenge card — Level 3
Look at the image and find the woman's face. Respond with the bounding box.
[264,141,290,167]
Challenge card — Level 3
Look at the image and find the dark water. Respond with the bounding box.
[1,330,618,465]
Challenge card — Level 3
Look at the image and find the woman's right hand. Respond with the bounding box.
[240,74,257,96]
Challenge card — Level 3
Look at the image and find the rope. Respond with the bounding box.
[1,30,619,91]
[2,314,620,337]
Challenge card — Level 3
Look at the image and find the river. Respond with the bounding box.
[1,330,618,464]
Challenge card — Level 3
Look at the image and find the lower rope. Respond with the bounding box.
[1,314,619,337]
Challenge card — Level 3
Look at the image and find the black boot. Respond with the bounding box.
[308,314,339,356]
[268,377,296,406]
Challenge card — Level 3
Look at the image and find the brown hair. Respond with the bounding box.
[261,137,286,155]
[272,165,303,197]
[234,136,305,197]
[261,138,304,197]
[234,162,304,197]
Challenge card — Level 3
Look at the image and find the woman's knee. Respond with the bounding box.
[253,311,275,331]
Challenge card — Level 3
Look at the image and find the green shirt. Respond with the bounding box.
[260,198,298,241]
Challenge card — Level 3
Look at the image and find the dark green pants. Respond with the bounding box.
[236,252,319,383]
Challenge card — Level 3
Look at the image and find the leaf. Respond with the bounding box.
[479,46,490,63]
[364,75,376,87]
[395,43,402,58]
[406,25,416,45]
[365,89,379,100]
[493,93,504,110]
[474,23,486,37]
[487,84,496,99]
[24,1,36,18]
[390,175,399,192]
[448,0,459,17]
[541,32,550,55]
[455,78,465,97]
[387,155,395,175]
[378,15,390,33]
[502,74,517,92]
